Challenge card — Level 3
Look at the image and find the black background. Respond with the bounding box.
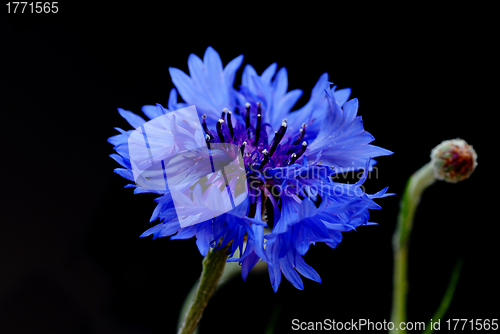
[0,3,496,334]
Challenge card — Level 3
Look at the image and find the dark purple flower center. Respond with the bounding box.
[202,102,309,174]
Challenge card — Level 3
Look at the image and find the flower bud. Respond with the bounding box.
[430,139,477,183]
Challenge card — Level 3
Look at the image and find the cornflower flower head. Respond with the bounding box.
[109,47,393,291]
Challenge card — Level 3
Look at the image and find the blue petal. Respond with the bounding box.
[114,144,130,160]
[280,256,304,290]
[140,220,180,238]
[171,226,197,240]
[266,242,282,292]
[298,197,317,220]
[271,89,303,128]
[117,108,147,129]
[109,153,131,169]
[150,202,165,222]
[153,221,181,239]
[114,168,134,181]
[342,98,358,125]
[167,88,180,111]
[241,251,260,281]
[333,88,351,107]
[283,74,329,141]
[204,47,224,98]
[140,223,164,238]
[169,67,201,108]
[291,254,322,283]
[272,67,288,100]
[294,227,311,255]
[187,53,205,85]
[107,131,130,146]
[141,105,161,120]
[261,63,278,84]
[223,54,244,89]
[196,224,213,256]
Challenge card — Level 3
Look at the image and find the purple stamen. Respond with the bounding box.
[216,119,225,143]
[269,121,287,157]
[255,113,262,146]
[293,123,307,145]
[202,115,214,140]
[240,141,246,157]
[245,103,251,129]
[259,149,269,169]
[227,111,235,139]
[292,141,307,162]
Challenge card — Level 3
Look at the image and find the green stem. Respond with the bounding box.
[265,303,282,334]
[178,246,229,334]
[422,259,463,334]
[390,162,435,334]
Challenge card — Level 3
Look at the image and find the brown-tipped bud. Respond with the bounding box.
[431,138,477,183]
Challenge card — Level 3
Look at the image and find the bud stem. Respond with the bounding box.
[178,245,229,334]
[390,162,435,334]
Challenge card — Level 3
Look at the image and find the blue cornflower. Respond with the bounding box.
[109,47,393,292]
